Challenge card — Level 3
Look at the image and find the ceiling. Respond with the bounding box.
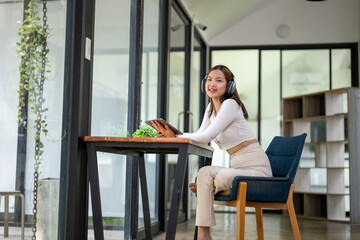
[180,0,274,41]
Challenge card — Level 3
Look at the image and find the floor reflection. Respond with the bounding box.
[1,212,360,239]
[154,212,360,240]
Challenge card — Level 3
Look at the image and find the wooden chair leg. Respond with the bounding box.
[236,182,247,240]
[255,207,264,240]
[286,185,301,240]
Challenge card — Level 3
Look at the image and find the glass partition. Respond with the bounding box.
[168,6,185,132]
[188,35,202,217]
[211,50,259,137]
[282,50,330,98]
[90,0,131,238]
[211,46,354,167]
[0,1,24,208]
[0,0,67,238]
[332,49,351,89]
[167,4,187,219]
[191,39,202,133]
[260,50,281,149]
[211,50,259,167]
[139,0,160,228]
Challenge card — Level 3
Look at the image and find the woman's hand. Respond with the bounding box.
[152,120,176,138]
[188,182,197,194]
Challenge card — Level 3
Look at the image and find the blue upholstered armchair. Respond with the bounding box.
[211,133,307,240]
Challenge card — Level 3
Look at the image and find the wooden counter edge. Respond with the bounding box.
[83,136,213,152]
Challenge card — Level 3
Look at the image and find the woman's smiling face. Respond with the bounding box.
[205,69,227,100]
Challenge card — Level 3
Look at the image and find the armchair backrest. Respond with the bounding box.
[265,133,307,182]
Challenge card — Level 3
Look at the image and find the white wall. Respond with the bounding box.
[210,0,360,46]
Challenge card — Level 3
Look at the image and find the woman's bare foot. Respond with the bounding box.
[198,226,212,240]
[188,182,197,194]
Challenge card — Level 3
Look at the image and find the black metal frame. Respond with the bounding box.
[156,1,209,234]
[9,0,358,238]
[125,0,145,239]
[210,43,359,145]
[258,50,262,142]
[158,0,172,234]
[194,30,208,120]
[350,45,359,87]
[58,0,95,239]
[55,0,210,237]
[329,49,332,90]
[15,1,359,240]
[22,0,358,239]
[210,43,358,51]
[192,32,209,213]
[157,0,195,232]
[127,0,144,134]
[171,1,191,133]
[85,140,213,240]
[87,143,153,240]
[211,43,359,89]
[172,1,192,222]
[158,0,171,120]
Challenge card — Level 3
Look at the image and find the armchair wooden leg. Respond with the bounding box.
[255,207,264,240]
[236,182,247,240]
[286,185,301,240]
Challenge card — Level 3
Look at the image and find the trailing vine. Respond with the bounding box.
[16,0,49,239]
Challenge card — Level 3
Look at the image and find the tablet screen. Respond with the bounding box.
[145,118,183,135]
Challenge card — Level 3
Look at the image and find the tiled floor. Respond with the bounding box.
[2,212,360,239]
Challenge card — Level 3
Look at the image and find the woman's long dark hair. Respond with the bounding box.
[206,65,249,119]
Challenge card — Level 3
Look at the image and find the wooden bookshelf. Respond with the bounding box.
[283,88,360,223]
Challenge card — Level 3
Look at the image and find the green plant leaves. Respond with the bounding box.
[17,0,50,169]
[132,125,158,137]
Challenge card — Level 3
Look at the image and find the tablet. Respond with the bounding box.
[145,118,183,135]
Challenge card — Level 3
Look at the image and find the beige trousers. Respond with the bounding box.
[195,142,272,227]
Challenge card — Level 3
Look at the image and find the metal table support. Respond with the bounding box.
[84,137,213,240]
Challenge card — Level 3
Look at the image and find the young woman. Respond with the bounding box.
[152,65,272,240]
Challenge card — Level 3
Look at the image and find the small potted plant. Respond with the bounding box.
[132,125,158,137]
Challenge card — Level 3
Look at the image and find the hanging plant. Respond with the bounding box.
[16,0,49,238]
